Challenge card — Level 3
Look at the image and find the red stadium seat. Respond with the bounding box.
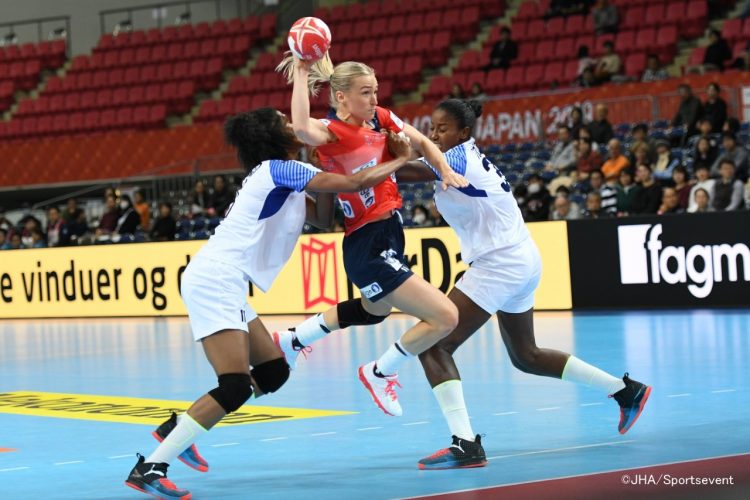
[623,7,645,30]
[644,5,665,27]
[635,29,656,51]
[625,52,647,77]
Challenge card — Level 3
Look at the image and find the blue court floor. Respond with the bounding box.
[1,310,748,499]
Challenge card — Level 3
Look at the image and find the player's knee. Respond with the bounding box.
[251,357,289,394]
[208,373,253,414]
[337,299,390,329]
[511,347,542,374]
[433,302,459,338]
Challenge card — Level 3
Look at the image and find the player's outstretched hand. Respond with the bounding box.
[386,131,411,160]
[441,170,469,190]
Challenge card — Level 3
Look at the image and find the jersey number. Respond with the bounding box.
[481,157,511,193]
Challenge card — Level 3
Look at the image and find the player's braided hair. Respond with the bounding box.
[224,108,299,171]
[435,99,483,132]
[277,54,376,109]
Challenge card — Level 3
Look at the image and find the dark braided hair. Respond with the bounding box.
[224,108,300,171]
[435,99,483,133]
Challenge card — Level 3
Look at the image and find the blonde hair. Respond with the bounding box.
[276,53,376,109]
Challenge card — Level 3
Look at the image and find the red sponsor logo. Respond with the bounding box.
[301,237,340,309]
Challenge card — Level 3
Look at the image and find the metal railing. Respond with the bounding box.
[0,16,71,56]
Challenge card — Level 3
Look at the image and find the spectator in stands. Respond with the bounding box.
[45,205,69,247]
[702,29,732,73]
[711,131,749,180]
[593,41,621,83]
[486,27,518,70]
[0,208,11,234]
[657,187,684,215]
[150,202,177,242]
[469,82,488,103]
[546,0,589,19]
[6,233,23,250]
[672,84,703,139]
[588,169,618,215]
[592,0,618,35]
[629,123,651,157]
[652,140,680,182]
[189,180,209,216]
[692,118,720,149]
[449,83,465,99]
[688,163,716,211]
[616,168,637,215]
[569,107,586,139]
[410,204,432,227]
[723,117,741,136]
[690,187,713,213]
[672,165,693,210]
[701,83,728,133]
[589,104,614,144]
[133,190,151,231]
[582,192,609,219]
[712,159,745,211]
[546,125,577,173]
[114,194,140,236]
[0,228,6,249]
[30,228,46,248]
[601,138,630,181]
[693,136,718,171]
[208,175,233,217]
[631,164,662,214]
[641,54,669,82]
[551,194,581,220]
[62,198,86,233]
[20,217,41,248]
[426,201,447,227]
[631,143,653,172]
[577,67,599,88]
[576,46,597,79]
[730,43,750,71]
[578,125,598,150]
[96,194,120,238]
[521,174,552,222]
[575,137,603,180]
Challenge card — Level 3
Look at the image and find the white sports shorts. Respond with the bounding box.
[455,237,542,315]
[180,256,257,342]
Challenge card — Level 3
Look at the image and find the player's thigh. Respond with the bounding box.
[361,296,392,317]
[381,274,457,325]
[202,328,251,375]
[434,287,492,353]
[247,317,284,366]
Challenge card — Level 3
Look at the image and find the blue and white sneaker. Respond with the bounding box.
[612,373,652,434]
[418,435,487,470]
[152,412,208,472]
[125,454,191,499]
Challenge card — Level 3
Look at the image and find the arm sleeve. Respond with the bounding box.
[270,160,322,192]
[377,107,405,133]
[418,158,442,180]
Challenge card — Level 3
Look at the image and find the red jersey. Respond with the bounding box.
[316,106,404,235]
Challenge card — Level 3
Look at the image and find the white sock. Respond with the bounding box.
[433,380,474,441]
[561,356,625,395]
[375,339,413,376]
[294,313,331,347]
[146,413,207,465]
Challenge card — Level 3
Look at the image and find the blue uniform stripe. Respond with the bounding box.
[258,186,293,220]
[270,159,319,192]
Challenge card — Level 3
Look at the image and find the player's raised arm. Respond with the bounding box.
[402,122,469,191]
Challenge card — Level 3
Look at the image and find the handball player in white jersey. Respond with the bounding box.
[124,108,411,499]
[400,99,652,469]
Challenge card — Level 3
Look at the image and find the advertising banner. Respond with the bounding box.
[0,222,572,319]
[567,212,750,308]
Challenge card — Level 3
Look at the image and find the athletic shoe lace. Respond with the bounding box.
[384,378,402,401]
[294,345,313,360]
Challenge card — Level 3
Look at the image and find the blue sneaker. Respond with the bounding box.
[153,412,208,472]
[125,454,191,499]
[418,435,487,470]
[612,373,652,434]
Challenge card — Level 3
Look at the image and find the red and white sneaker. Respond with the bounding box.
[358,361,403,416]
[272,330,312,371]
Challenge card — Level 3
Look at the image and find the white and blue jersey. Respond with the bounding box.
[421,138,529,264]
[197,159,320,292]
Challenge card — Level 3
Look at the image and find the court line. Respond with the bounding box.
[486,439,635,460]
[403,421,429,426]
[492,411,518,416]
[357,427,383,431]
[0,467,30,472]
[580,402,604,407]
[536,407,561,411]
[54,460,83,466]
[311,432,337,437]
[711,389,736,393]
[666,393,691,398]
[400,451,750,499]
[210,442,239,447]
[260,437,288,442]
[108,454,132,459]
